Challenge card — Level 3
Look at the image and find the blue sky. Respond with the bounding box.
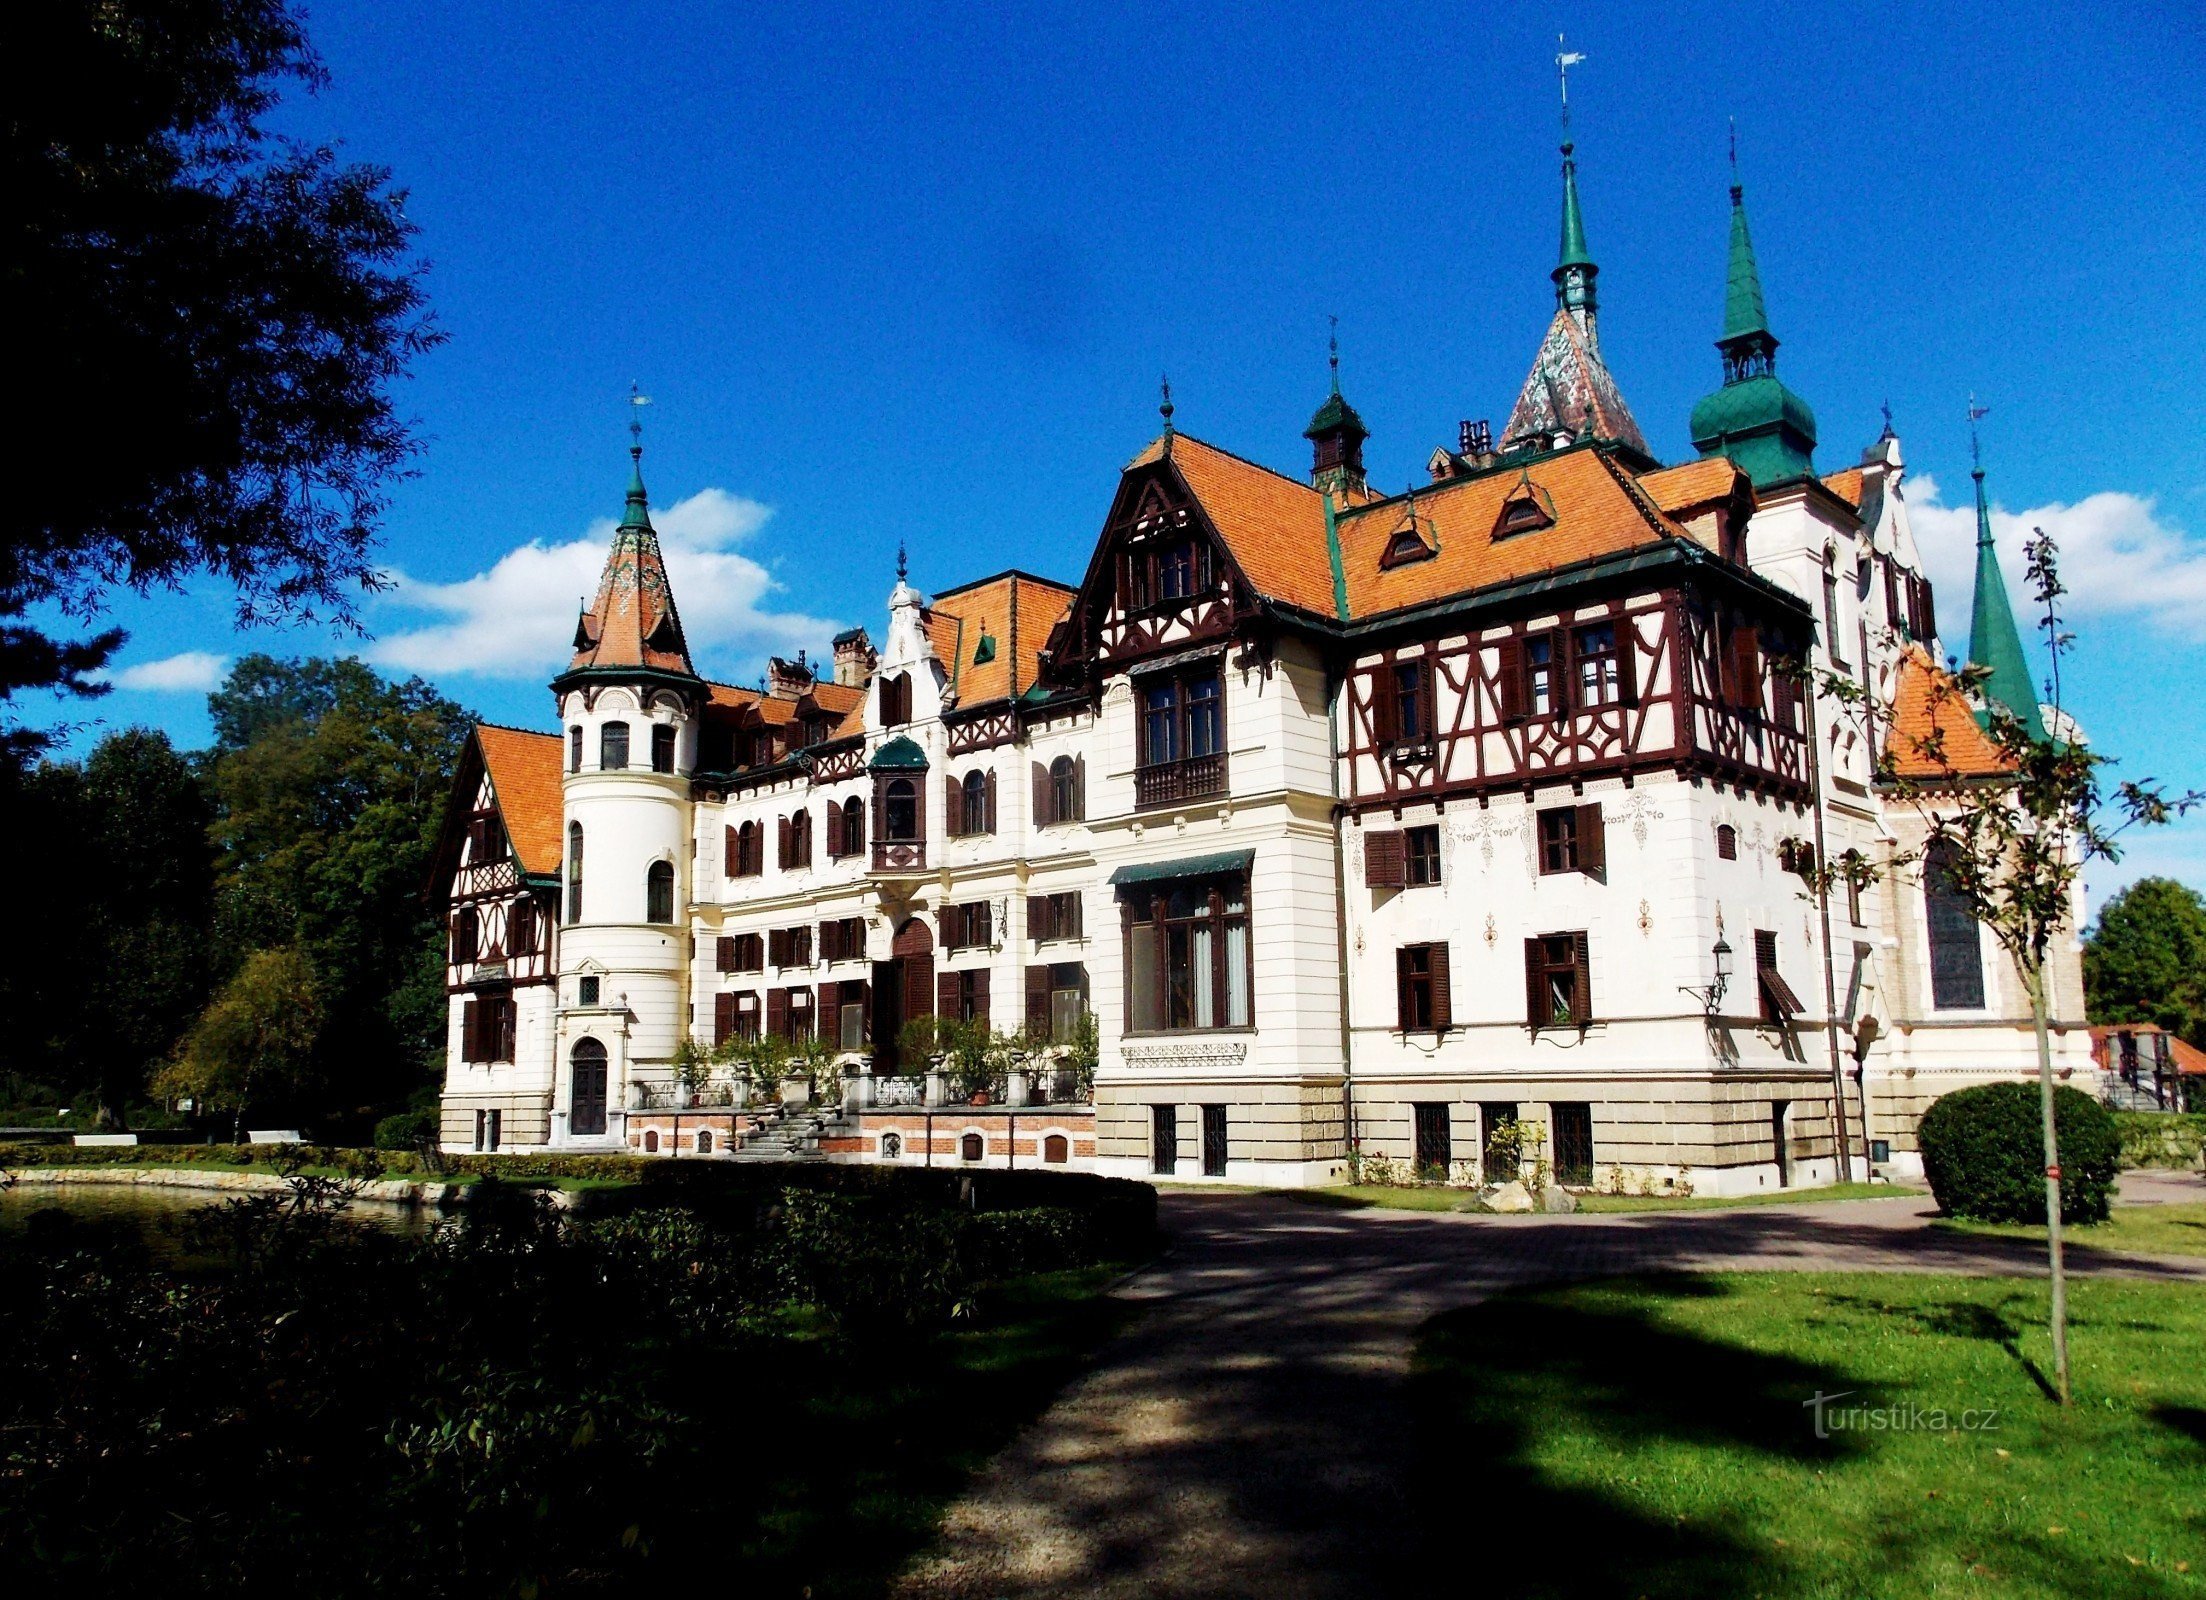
[45,0,2206,907]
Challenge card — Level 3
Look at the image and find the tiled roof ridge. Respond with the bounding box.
[474,720,561,742]
[1167,431,1322,499]
[932,567,1078,602]
[1594,446,1687,542]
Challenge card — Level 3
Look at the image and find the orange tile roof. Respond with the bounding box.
[1128,433,1338,617]
[1640,456,1749,516]
[930,571,1076,705]
[475,725,565,877]
[567,516,697,679]
[1821,467,1865,509]
[1885,645,2011,779]
[2175,1036,2206,1076]
[1335,446,1680,620]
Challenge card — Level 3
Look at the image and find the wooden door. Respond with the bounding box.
[571,1040,608,1136]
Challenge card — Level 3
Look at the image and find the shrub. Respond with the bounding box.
[372,1110,439,1151]
[1919,1082,2121,1224]
[2112,1111,2206,1170]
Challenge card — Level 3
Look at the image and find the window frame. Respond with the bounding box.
[1525,931,1592,1031]
[599,721,630,771]
[1139,669,1225,769]
[1121,872,1253,1035]
[645,860,675,925]
[1404,824,1442,887]
[650,723,677,773]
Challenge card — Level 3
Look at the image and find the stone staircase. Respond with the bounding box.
[728,1105,849,1161]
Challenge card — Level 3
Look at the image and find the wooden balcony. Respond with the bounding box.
[871,838,927,874]
[1135,751,1228,812]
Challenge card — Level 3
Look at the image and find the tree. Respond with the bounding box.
[1816,529,2199,1403]
[155,946,323,1139]
[3,1,439,758]
[2085,877,2206,1049]
[206,656,472,1129]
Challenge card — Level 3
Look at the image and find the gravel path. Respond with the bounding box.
[895,1175,2206,1600]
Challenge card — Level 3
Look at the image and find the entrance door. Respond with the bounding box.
[571,1038,609,1136]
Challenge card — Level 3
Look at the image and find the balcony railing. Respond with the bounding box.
[1135,751,1228,811]
[871,837,927,873]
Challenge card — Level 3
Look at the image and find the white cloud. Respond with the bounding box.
[99,650,230,692]
[368,488,844,682]
[1909,473,2206,640]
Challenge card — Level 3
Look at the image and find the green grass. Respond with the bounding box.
[1410,1273,2206,1598]
[1936,1203,2206,1261]
[1285,1179,1919,1214]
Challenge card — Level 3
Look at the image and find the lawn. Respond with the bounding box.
[1287,1179,1919,1214]
[1410,1273,2206,1598]
[1937,1204,2206,1261]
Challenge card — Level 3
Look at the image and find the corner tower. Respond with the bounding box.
[1689,164,1818,488]
[548,422,704,1146]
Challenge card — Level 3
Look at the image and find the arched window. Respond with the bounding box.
[735,820,761,877]
[1050,755,1078,823]
[1716,823,1737,861]
[880,672,912,726]
[960,1132,984,1162]
[840,796,865,857]
[451,907,479,963]
[570,1037,608,1135]
[643,1129,660,1154]
[566,823,584,922]
[881,1131,903,1159]
[600,721,630,770]
[696,1129,714,1155]
[1043,1133,1069,1165]
[646,861,675,924]
[962,770,991,834]
[1924,839,1985,1010]
[886,777,918,840]
[568,726,582,772]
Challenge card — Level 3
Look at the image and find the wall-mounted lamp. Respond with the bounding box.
[1683,936,1733,1017]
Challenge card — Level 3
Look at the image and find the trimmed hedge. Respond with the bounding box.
[2113,1111,2206,1171]
[372,1110,440,1151]
[1918,1082,2120,1224]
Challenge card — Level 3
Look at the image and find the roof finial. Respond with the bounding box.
[1967,392,1989,481]
[1328,315,1341,396]
[1881,398,1895,437]
[896,539,909,583]
[628,380,650,464]
[1159,373,1175,435]
[1727,116,1740,199]
[1556,34,1584,150]
[620,381,653,528]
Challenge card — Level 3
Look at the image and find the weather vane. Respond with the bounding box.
[1967,393,1990,470]
[628,380,652,455]
[1556,35,1586,142]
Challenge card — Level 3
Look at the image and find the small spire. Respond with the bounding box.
[1328,315,1341,396]
[1159,373,1175,435]
[1552,38,1595,315]
[621,382,652,530]
[1722,147,1773,351]
[1962,401,2047,741]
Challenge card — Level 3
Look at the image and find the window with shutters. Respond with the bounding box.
[1031,891,1082,943]
[880,672,912,726]
[1025,961,1088,1043]
[1716,823,1738,860]
[829,796,865,857]
[507,900,537,956]
[944,966,989,1025]
[1405,825,1442,886]
[465,810,502,864]
[1124,873,1251,1033]
[943,901,991,951]
[451,907,479,963]
[767,925,812,968]
[565,823,584,922]
[600,722,630,770]
[1924,839,1985,1010]
[729,820,762,877]
[778,809,812,869]
[1538,807,1579,874]
[1364,829,1406,889]
[1723,620,1762,713]
[1755,929,1804,1024]
[1525,932,1592,1030]
[723,932,762,972]
[651,723,677,773]
[785,986,815,1041]
[1574,623,1627,707]
[820,917,867,964]
[733,990,760,1041]
[1040,754,1083,824]
[1395,943,1451,1032]
[1389,657,1432,748]
[950,769,995,836]
[462,991,516,1063]
[1524,634,1560,718]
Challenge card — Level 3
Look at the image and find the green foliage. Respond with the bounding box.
[2111,1111,2206,1171]
[154,947,324,1137]
[372,1108,440,1151]
[6,0,440,754]
[1918,1083,2119,1224]
[2084,877,2206,1048]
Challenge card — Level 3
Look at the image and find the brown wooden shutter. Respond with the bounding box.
[1065,892,1083,940]
[1733,625,1761,711]
[717,935,735,972]
[872,783,886,847]
[766,987,789,1038]
[853,980,871,1042]
[1026,964,1051,1035]
[1429,942,1452,1030]
[1614,628,1639,705]
[723,826,737,875]
[498,999,517,1061]
[905,951,934,1022]
[1917,575,1937,642]
[714,991,735,1046]
[1498,636,1526,720]
[985,770,998,833]
[462,999,480,1061]
[1371,667,1400,746]
[1072,756,1086,821]
[1365,829,1406,888]
[1395,946,1414,1032]
[796,926,812,965]
[944,773,963,836]
[1572,932,1593,1024]
[1884,558,1902,628]
[818,980,839,1038]
[1550,629,1573,716]
[1524,938,1544,1031]
[937,969,959,1019]
[1575,802,1606,879]
[1029,895,1052,943]
[776,815,791,868]
[970,967,990,1026]
[1032,761,1051,825]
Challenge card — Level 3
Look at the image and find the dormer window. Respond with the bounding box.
[1380,525,1435,569]
[1121,537,1214,610]
[1493,481,1555,538]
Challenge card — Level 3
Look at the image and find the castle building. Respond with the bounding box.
[434,133,2091,1190]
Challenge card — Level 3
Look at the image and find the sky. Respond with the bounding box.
[40,0,2206,910]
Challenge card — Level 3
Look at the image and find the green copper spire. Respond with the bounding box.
[1551,38,1596,316]
[621,382,653,530]
[1964,407,2047,742]
[1690,137,1818,489]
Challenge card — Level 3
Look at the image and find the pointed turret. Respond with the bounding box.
[1963,424,2047,742]
[1499,131,1648,456]
[1305,328,1370,496]
[563,440,698,682]
[1689,164,1818,488]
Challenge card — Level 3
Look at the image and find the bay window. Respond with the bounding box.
[1124,874,1251,1033]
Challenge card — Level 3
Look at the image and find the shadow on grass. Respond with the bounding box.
[2153,1403,2206,1448]
[1818,1287,2062,1402]
[635,1268,1133,1599]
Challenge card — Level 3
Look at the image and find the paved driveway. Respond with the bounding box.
[897,1178,2206,1600]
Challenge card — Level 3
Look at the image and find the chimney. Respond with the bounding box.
[831,627,876,688]
[766,653,815,700]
